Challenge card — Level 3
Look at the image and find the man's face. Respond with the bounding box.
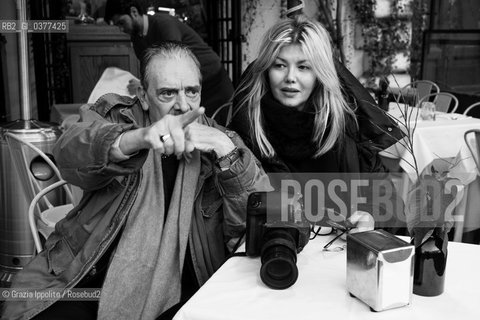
[112,14,136,35]
[140,56,202,122]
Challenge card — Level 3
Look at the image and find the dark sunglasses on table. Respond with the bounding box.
[310,211,355,251]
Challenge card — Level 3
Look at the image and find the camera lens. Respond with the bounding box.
[260,229,298,289]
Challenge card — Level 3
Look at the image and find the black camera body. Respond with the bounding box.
[246,191,310,289]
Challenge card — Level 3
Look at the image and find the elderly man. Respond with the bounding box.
[104,0,234,123]
[2,42,270,320]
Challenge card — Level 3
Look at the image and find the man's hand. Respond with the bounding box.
[340,211,375,240]
[184,122,236,158]
[141,108,205,156]
[127,78,141,95]
[348,211,375,233]
[115,108,205,158]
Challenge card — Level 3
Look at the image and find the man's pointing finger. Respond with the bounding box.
[180,107,205,128]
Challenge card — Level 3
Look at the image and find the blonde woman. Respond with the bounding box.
[230,15,401,174]
[229,16,404,231]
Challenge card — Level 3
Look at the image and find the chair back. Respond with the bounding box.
[463,101,480,116]
[28,180,74,252]
[452,128,480,242]
[397,80,440,104]
[417,92,459,113]
[464,129,480,172]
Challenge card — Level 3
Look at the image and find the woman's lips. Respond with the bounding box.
[281,88,300,97]
[281,87,299,92]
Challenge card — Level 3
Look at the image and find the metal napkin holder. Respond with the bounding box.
[346,230,414,312]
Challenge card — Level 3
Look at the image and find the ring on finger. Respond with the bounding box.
[160,134,171,143]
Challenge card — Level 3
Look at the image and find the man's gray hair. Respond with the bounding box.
[140,42,202,89]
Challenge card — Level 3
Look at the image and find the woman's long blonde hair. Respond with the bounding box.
[233,15,356,158]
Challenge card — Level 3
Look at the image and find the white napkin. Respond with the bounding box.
[88,67,138,104]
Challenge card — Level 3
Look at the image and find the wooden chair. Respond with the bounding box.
[463,101,480,116]
[417,92,459,113]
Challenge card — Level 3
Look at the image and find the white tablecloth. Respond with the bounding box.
[87,67,137,104]
[173,235,480,320]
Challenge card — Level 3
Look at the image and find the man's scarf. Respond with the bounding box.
[98,149,201,319]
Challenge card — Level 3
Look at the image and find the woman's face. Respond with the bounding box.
[268,44,316,111]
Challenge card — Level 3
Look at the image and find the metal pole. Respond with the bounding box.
[17,0,31,121]
[0,1,63,288]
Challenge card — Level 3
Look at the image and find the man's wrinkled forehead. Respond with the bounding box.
[145,55,201,85]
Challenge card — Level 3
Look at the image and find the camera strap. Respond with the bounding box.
[226,231,246,259]
[229,252,247,258]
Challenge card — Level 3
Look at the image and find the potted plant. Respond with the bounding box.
[376,88,462,296]
[404,162,462,296]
